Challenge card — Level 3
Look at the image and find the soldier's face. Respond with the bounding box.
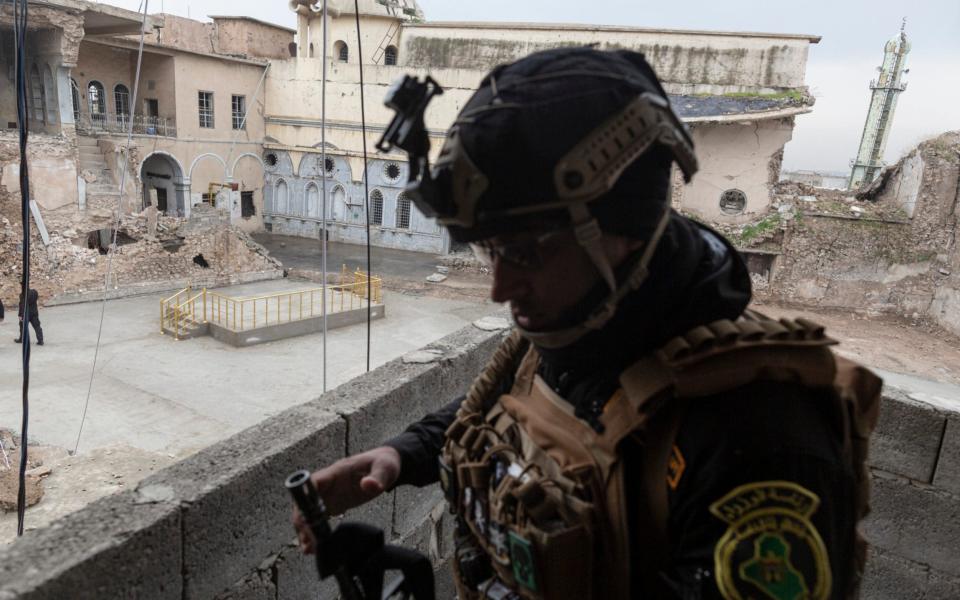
[486,230,640,332]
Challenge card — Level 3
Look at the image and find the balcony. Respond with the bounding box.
[76,113,177,137]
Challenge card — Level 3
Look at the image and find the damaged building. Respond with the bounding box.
[2,0,823,301]
[265,0,820,252]
[732,131,960,337]
[0,1,288,305]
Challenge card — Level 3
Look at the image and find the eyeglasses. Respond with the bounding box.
[470,230,571,270]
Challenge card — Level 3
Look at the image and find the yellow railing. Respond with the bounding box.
[159,287,206,340]
[161,270,383,337]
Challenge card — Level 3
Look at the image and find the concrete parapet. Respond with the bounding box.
[1,317,959,597]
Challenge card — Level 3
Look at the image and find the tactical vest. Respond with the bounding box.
[439,313,881,599]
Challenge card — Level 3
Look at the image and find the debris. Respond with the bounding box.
[402,348,445,364]
[473,316,511,331]
[425,273,447,283]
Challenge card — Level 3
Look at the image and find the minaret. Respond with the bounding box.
[848,21,911,190]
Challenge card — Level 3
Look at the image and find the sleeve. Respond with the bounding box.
[654,381,856,599]
[382,395,464,487]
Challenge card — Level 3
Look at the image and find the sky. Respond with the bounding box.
[101,0,960,174]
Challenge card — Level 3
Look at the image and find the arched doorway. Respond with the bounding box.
[140,152,187,216]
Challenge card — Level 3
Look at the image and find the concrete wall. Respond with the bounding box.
[400,22,817,95]
[684,119,793,222]
[0,319,957,598]
[212,17,295,60]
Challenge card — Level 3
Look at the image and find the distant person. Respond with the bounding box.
[15,288,43,346]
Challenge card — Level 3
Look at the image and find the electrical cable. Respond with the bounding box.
[320,0,329,392]
[353,0,372,372]
[12,0,32,538]
[73,0,150,456]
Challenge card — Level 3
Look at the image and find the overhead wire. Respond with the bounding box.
[73,0,151,455]
[320,0,329,392]
[12,0,32,538]
[353,0,373,373]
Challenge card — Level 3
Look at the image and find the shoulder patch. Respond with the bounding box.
[667,444,686,491]
[709,481,831,600]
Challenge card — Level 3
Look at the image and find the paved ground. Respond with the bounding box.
[252,234,442,280]
[0,276,496,541]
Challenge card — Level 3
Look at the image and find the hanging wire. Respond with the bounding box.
[73,0,151,456]
[222,62,271,189]
[353,0,372,372]
[320,0,329,392]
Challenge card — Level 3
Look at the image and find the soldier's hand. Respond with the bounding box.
[293,446,402,554]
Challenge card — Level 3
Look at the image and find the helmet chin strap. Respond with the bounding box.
[515,205,672,350]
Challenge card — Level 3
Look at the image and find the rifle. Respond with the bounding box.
[285,469,436,600]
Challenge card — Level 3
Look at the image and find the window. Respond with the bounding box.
[43,66,57,124]
[29,65,45,123]
[232,95,246,130]
[88,81,105,125]
[719,189,747,215]
[241,191,255,218]
[114,84,130,124]
[384,46,398,66]
[370,189,384,226]
[396,192,411,229]
[335,41,348,62]
[198,91,214,128]
[275,179,289,213]
[265,152,278,167]
[324,157,335,175]
[70,78,81,121]
[383,162,401,183]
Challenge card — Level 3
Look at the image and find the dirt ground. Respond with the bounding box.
[757,302,960,387]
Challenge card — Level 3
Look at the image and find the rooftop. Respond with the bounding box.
[208,15,296,34]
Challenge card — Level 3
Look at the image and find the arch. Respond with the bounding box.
[188,152,227,180]
[70,78,80,121]
[384,45,398,66]
[370,189,384,226]
[334,40,348,62]
[140,151,187,216]
[275,179,290,214]
[42,65,57,124]
[229,152,265,179]
[29,64,45,124]
[396,192,411,229]
[88,80,106,125]
[114,83,131,124]
[306,182,320,218]
[331,184,346,222]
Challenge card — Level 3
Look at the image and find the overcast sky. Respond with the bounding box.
[103,0,960,173]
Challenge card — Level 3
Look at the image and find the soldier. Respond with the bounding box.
[15,287,43,346]
[294,47,881,599]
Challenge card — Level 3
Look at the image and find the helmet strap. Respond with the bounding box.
[516,206,672,349]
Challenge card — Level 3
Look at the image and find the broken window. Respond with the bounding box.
[384,162,401,182]
[324,157,335,175]
[70,78,81,121]
[335,41,348,62]
[370,189,384,226]
[396,192,411,229]
[114,84,130,126]
[29,64,45,124]
[43,65,57,124]
[265,152,278,167]
[232,95,246,130]
[720,189,747,215]
[198,91,214,128]
[385,46,398,66]
[88,81,106,125]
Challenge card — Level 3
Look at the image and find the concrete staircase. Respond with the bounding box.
[77,136,121,203]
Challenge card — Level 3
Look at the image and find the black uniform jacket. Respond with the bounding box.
[385,215,855,598]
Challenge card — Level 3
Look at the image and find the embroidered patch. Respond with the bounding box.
[710,481,831,600]
[666,444,686,491]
